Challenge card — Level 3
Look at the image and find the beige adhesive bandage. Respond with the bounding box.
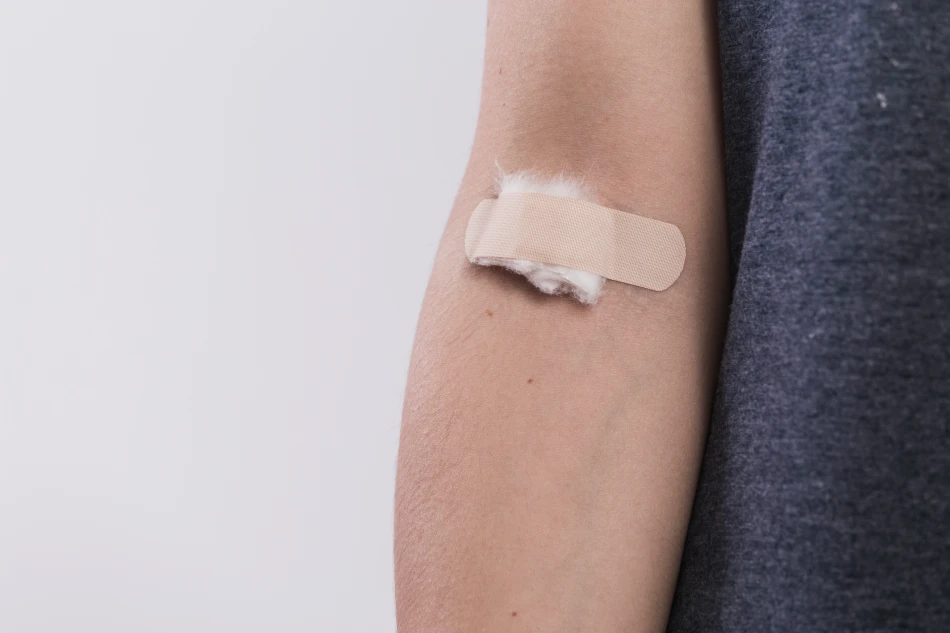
[465,192,686,293]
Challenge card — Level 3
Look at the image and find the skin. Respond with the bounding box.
[395,1,728,631]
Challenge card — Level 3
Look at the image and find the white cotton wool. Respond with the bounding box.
[468,170,607,304]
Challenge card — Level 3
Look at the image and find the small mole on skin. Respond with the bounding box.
[485,309,494,317]
[511,611,518,617]
[526,378,534,384]
[499,66,503,75]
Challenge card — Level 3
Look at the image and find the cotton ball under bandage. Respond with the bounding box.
[464,171,687,304]
[470,172,605,303]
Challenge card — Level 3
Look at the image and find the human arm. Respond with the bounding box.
[395,1,728,631]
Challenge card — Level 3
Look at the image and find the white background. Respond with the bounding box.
[0,1,484,630]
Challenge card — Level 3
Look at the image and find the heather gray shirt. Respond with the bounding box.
[667,2,950,630]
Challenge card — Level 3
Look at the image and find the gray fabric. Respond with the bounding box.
[667,1,950,631]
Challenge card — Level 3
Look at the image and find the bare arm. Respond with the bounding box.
[395,1,728,631]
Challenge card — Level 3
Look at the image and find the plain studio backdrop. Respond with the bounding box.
[0,1,484,631]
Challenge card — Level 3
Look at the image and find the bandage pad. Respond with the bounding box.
[465,192,686,291]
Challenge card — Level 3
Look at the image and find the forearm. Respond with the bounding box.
[396,1,727,631]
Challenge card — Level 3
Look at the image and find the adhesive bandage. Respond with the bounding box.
[465,173,685,303]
